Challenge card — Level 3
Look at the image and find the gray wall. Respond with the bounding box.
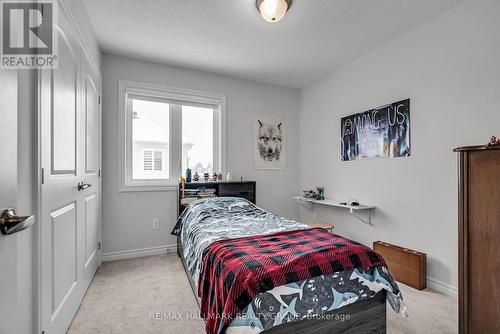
[101,54,300,257]
[299,0,500,294]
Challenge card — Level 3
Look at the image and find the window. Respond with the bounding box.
[118,80,226,191]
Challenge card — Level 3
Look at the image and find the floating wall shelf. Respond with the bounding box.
[293,196,376,225]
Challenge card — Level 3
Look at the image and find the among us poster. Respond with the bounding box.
[341,99,411,161]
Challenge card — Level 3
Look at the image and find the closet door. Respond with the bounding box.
[40,6,101,333]
[81,51,101,288]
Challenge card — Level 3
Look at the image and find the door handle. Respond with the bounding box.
[0,208,35,235]
[77,182,92,191]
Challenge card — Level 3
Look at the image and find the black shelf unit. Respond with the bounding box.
[178,181,256,217]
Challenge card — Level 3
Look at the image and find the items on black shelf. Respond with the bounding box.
[188,172,225,183]
[179,186,217,206]
[179,176,186,199]
[198,187,216,197]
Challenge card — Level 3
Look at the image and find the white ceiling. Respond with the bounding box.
[83,0,465,88]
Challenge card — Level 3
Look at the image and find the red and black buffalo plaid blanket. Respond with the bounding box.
[198,228,386,334]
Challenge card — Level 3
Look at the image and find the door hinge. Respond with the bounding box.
[41,168,45,185]
[98,96,101,105]
[98,169,101,177]
[42,330,45,334]
[98,242,101,250]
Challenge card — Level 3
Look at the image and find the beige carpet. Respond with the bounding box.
[67,254,457,334]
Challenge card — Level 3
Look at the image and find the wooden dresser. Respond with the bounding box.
[455,145,500,334]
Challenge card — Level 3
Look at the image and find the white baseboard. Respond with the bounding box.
[426,277,458,297]
[102,244,177,262]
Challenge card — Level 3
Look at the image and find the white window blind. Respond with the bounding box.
[143,151,153,171]
[154,151,162,171]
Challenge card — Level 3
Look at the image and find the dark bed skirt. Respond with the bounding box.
[176,235,387,334]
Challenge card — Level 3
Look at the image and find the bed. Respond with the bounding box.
[172,197,405,334]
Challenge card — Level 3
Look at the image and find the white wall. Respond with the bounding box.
[299,0,500,294]
[101,54,300,258]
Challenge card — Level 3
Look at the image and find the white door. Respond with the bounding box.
[0,69,21,334]
[40,8,101,334]
[81,49,101,287]
[1,68,37,334]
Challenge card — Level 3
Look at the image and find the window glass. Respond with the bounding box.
[182,105,214,176]
[132,99,170,180]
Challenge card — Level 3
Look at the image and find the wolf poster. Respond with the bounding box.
[341,99,411,161]
[255,115,286,169]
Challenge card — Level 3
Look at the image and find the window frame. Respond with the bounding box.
[118,80,226,192]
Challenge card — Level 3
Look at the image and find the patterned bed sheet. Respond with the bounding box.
[226,266,404,333]
[172,197,309,284]
[171,197,406,334]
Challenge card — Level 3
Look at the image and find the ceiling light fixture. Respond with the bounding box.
[256,0,292,23]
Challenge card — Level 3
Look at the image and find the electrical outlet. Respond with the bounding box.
[152,218,160,230]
